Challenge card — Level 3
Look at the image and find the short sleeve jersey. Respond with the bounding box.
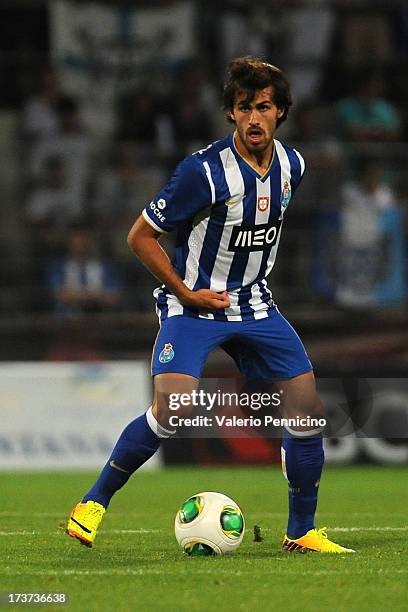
[143,133,305,321]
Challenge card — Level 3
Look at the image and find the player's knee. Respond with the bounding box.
[282,392,325,420]
[282,394,326,435]
[297,395,325,420]
[308,395,325,419]
[154,374,197,421]
[156,392,194,419]
[150,394,193,436]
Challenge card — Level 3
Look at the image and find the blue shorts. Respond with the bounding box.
[151,308,312,381]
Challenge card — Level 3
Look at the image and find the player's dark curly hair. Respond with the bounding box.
[223,56,292,128]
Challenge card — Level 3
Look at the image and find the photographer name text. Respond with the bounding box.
[168,415,326,428]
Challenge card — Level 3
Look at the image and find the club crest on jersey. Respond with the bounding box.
[257,196,269,212]
[159,343,174,363]
[281,180,291,208]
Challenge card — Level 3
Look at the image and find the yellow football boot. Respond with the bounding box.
[283,527,355,553]
[67,501,106,547]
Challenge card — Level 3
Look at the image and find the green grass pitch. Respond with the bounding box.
[1,466,407,611]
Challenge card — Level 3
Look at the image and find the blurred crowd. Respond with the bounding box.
[3,0,408,322]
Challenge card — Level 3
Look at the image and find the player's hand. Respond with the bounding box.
[180,289,230,310]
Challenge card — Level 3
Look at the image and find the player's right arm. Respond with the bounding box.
[128,155,230,310]
[127,216,229,310]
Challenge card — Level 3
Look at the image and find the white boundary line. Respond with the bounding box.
[329,527,408,532]
[0,526,407,536]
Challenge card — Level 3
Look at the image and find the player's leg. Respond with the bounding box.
[80,373,197,508]
[278,371,324,543]
[66,373,197,547]
[278,372,325,543]
[66,315,225,547]
[226,310,354,553]
[279,371,354,552]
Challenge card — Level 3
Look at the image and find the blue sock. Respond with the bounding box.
[281,431,324,539]
[82,413,161,508]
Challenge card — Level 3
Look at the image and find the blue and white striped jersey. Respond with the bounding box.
[142,133,305,322]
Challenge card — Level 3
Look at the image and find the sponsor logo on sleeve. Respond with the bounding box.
[150,200,166,222]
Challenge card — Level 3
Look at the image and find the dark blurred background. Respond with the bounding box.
[0,0,407,377]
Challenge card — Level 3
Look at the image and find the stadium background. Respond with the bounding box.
[0,0,407,471]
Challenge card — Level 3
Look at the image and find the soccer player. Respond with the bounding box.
[67,57,354,553]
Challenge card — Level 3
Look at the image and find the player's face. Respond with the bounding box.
[230,87,284,156]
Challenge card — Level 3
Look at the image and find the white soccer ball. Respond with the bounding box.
[174,491,245,556]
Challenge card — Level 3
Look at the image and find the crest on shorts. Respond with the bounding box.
[159,343,174,363]
[281,180,291,208]
[257,196,269,212]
